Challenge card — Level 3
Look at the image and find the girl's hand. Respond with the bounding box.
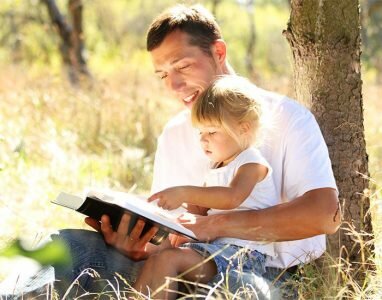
[148,187,186,210]
[169,233,191,247]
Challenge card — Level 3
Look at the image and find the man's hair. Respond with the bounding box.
[191,75,262,149]
[146,4,222,56]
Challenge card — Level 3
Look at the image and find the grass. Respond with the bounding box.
[0,64,180,278]
[0,64,381,299]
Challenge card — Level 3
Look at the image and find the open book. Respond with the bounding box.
[52,189,196,245]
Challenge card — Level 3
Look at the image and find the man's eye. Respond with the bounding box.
[209,132,216,135]
[159,74,168,80]
[178,64,190,71]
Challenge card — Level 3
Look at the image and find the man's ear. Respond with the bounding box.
[211,39,227,65]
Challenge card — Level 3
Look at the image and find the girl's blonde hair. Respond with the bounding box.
[191,75,262,149]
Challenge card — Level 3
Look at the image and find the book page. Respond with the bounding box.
[90,189,187,217]
[54,192,85,210]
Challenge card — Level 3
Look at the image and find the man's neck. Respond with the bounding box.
[222,62,236,75]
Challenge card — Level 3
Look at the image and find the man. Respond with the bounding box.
[5,4,340,299]
[85,3,340,297]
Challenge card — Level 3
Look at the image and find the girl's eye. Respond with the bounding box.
[209,132,216,135]
[159,74,168,80]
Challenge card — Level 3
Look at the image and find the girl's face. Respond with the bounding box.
[198,122,242,166]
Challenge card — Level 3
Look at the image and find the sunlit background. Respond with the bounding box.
[0,0,381,297]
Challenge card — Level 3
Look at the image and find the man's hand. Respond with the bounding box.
[85,213,158,261]
[168,233,191,247]
[178,213,218,242]
[148,187,186,210]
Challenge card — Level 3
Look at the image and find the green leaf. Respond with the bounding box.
[0,239,72,267]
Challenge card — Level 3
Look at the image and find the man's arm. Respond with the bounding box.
[180,188,341,242]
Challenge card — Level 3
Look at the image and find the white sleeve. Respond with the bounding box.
[283,110,337,199]
[234,148,272,178]
[151,134,168,194]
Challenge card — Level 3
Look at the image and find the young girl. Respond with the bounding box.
[133,75,278,299]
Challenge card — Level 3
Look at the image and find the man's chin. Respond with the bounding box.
[183,100,194,109]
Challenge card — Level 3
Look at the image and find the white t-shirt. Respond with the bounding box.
[206,147,277,257]
[151,86,337,268]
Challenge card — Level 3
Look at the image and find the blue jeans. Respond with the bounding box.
[180,242,266,277]
[1,229,297,299]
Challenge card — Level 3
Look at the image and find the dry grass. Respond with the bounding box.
[0,64,179,280]
[0,65,381,299]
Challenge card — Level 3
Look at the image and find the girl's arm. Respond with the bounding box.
[148,163,268,210]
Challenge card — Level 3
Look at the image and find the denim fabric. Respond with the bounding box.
[179,241,288,299]
[1,229,297,299]
[0,229,144,299]
[53,229,144,297]
[180,242,266,277]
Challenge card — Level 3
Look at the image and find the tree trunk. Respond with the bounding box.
[42,0,90,85]
[211,0,222,16]
[283,0,371,277]
[69,0,90,76]
[244,0,256,76]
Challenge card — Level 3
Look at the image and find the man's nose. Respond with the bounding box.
[167,73,185,92]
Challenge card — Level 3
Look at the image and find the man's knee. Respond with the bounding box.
[56,229,103,245]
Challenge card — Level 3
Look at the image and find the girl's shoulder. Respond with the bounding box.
[235,147,267,163]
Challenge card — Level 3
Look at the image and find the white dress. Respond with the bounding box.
[206,147,277,257]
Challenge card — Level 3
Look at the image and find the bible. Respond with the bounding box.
[52,189,196,245]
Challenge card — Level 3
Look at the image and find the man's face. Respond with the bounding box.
[150,30,223,109]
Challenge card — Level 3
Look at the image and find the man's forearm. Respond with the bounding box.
[211,188,341,242]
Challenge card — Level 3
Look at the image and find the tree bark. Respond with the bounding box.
[42,0,90,85]
[283,0,371,276]
[211,0,222,16]
[69,0,90,76]
[244,0,256,76]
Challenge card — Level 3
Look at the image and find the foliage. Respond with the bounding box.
[361,0,382,82]
[0,0,292,79]
[0,0,379,80]
[1,239,71,267]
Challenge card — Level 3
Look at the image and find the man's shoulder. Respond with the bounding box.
[162,110,191,132]
[255,86,310,118]
[255,86,315,134]
[159,110,194,143]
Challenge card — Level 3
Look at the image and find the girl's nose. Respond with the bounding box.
[200,133,209,145]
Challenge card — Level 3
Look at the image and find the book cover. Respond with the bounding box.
[52,189,196,245]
